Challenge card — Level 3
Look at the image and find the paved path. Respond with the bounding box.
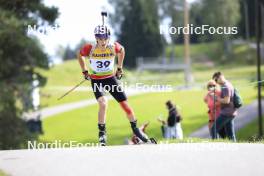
[29,90,145,119]
[0,143,263,176]
[190,100,264,138]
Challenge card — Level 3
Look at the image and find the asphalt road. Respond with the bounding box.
[0,143,263,176]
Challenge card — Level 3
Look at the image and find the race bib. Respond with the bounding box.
[89,58,115,74]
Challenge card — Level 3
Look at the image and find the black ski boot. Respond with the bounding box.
[98,124,107,146]
[130,120,149,143]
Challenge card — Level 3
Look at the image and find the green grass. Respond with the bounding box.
[37,59,93,107]
[40,91,208,145]
[237,118,264,142]
[40,87,94,108]
[0,170,8,176]
[38,58,262,108]
[231,43,256,65]
[38,59,83,86]
[40,81,257,145]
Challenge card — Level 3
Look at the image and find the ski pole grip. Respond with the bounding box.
[101,12,107,17]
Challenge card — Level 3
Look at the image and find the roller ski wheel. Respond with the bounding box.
[134,137,157,145]
[149,137,157,144]
[99,132,107,146]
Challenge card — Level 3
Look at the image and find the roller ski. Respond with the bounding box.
[131,122,157,145]
[133,137,157,145]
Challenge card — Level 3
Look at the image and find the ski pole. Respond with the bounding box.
[101,11,107,26]
[57,79,87,101]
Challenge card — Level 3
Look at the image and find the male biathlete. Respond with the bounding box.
[77,25,152,146]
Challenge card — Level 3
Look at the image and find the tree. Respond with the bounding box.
[109,0,164,67]
[63,45,75,60]
[107,0,130,37]
[238,0,256,39]
[157,0,185,44]
[189,1,213,43]
[200,0,241,40]
[199,0,240,59]
[61,39,91,61]
[0,0,59,149]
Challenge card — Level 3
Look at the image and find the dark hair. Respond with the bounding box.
[167,102,182,126]
[212,72,222,81]
[166,100,174,109]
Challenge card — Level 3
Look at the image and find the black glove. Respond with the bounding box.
[82,70,90,80]
[115,67,123,80]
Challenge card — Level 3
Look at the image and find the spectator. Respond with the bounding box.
[204,80,226,138]
[211,72,237,142]
[157,101,183,139]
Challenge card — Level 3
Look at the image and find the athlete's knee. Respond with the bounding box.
[98,97,108,109]
[119,101,134,116]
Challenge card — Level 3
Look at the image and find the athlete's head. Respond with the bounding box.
[94,25,110,48]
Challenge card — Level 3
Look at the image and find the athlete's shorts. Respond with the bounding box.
[91,76,127,102]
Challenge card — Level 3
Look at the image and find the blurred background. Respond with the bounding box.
[0,0,264,150]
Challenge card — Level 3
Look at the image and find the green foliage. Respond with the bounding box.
[157,0,184,44]
[107,0,130,36]
[238,0,256,39]
[158,0,243,43]
[110,0,164,67]
[0,83,36,149]
[201,0,241,27]
[63,45,75,61]
[0,0,59,25]
[166,42,223,62]
[200,0,241,41]
[0,0,58,149]
[62,39,90,61]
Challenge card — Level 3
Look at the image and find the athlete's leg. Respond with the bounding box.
[97,96,108,124]
[96,96,108,145]
[119,100,148,142]
[108,76,149,143]
[119,100,135,121]
[91,79,108,145]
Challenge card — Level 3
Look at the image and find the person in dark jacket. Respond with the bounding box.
[157,100,183,139]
